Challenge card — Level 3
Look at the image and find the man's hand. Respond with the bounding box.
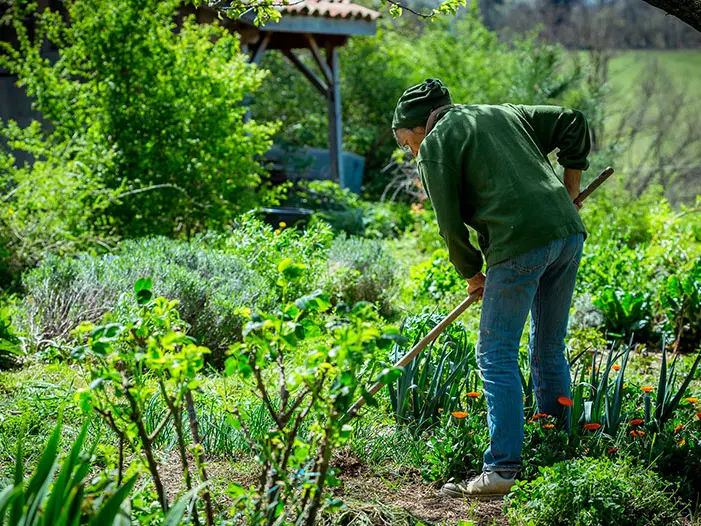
[467,272,486,300]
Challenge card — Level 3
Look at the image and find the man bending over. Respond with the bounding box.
[392,79,590,498]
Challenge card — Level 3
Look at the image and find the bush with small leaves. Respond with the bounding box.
[505,457,683,526]
[224,273,404,524]
[321,235,398,316]
[72,278,213,520]
[20,237,274,361]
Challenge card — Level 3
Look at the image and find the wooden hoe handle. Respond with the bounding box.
[574,166,614,208]
[346,166,615,419]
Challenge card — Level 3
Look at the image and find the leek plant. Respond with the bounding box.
[387,312,476,431]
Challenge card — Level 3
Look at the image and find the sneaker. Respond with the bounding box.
[440,471,516,498]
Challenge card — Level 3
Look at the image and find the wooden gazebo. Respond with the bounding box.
[191,1,381,189]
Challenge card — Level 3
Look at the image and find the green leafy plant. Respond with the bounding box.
[288,181,413,239]
[322,235,398,316]
[660,258,701,352]
[505,457,683,526]
[0,304,21,369]
[593,287,654,341]
[0,418,137,525]
[571,341,633,436]
[421,410,489,483]
[224,263,403,525]
[409,249,464,302]
[0,0,275,285]
[387,312,477,431]
[72,278,213,521]
[652,338,701,428]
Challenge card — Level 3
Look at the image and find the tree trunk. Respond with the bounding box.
[641,0,701,33]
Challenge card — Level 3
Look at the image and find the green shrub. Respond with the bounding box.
[21,237,275,360]
[505,457,682,526]
[660,257,701,352]
[73,278,211,517]
[322,235,397,316]
[576,188,701,344]
[0,0,274,285]
[207,212,334,300]
[289,181,413,239]
[409,249,464,302]
[224,279,404,524]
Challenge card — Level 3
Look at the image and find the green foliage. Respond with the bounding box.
[289,181,413,239]
[569,342,633,437]
[593,287,654,340]
[21,236,275,360]
[224,278,403,524]
[421,410,489,483]
[519,419,573,481]
[660,258,701,352]
[387,311,477,431]
[72,279,210,516]
[409,249,464,302]
[652,340,701,427]
[0,303,21,370]
[0,418,137,525]
[322,235,398,316]
[254,11,601,198]
[577,189,701,344]
[622,412,701,505]
[0,0,274,285]
[505,458,682,526]
[205,213,334,302]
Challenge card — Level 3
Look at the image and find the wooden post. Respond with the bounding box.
[326,45,344,188]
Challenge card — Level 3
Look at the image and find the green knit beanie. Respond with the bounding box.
[392,78,452,130]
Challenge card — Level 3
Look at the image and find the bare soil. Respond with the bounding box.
[157,450,508,525]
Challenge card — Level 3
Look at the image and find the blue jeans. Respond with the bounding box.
[476,233,584,473]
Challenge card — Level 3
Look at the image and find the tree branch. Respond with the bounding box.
[640,0,701,33]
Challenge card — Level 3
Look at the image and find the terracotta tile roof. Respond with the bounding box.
[281,0,381,21]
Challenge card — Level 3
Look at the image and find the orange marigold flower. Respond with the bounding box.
[674,424,683,434]
[685,397,699,403]
[466,391,482,398]
[557,396,574,407]
[630,430,646,437]
[584,423,601,430]
[629,419,644,426]
[677,438,686,447]
[607,447,619,454]
[641,386,654,393]
[451,411,468,419]
[542,424,555,429]
[612,364,621,371]
[532,413,549,420]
